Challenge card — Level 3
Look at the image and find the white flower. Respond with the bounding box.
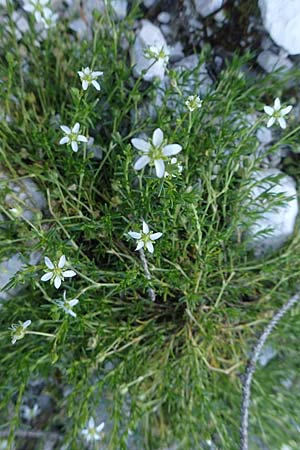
[21,403,40,422]
[23,0,52,23]
[41,9,58,29]
[59,122,88,152]
[81,417,105,443]
[164,157,183,178]
[144,44,169,68]
[128,221,162,254]
[185,95,202,112]
[9,320,31,345]
[132,128,182,178]
[40,255,76,289]
[56,290,79,317]
[77,67,103,91]
[263,97,293,129]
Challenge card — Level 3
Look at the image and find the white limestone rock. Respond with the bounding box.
[246,169,298,257]
[259,0,300,55]
[131,20,169,81]
[257,50,293,73]
[194,0,224,17]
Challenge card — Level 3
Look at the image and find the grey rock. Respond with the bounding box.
[0,252,41,301]
[245,169,298,257]
[157,12,171,24]
[257,50,293,73]
[173,54,213,97]
[87,137,103,160]
[256,126,272,146]
[1,174,46,221]
[131,20,169,81]
[143,0,156,7]
[194,0,224,17]
[160,24,173,38]
[110,0,127,20]
[69,18,89,40]
[259,0,300,55]
[169,42,185,62]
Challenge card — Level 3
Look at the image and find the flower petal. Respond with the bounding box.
[41,272,53,282]
[89,417,95,428]
[281,105,292,116]
[58,255,66,268]
[152,128,163,147]
[274,97,281,111]
[54,276,62,289]
[134,155,150,171]
[93,71,103,77]
[142,221,149,233]
[82,80,89,90]
[154,159,165,178]
[62,270,76,278]
[59,136,70,145]
[128,231,142,239]
[78,71,84,77]
[131,138,151,153]
[72,122,80,133]
[146,241,154,253]
[150,232,162,241]
[71,141,78,152]
[23,320,31,328]
[45,257,54,269]
[135,241,144,251]
[263,106,273,116]
[267,117,275,128]
[67,309,77,317]
[278,117,286,129]
[96,422,105,433]
[68,299,79,307]
[92,80,101,91]
[163,144,182,156]
[60,125,71,134]
[77,135,88,142]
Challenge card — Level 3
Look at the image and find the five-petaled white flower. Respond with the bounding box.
[21,403,41,422]
[59,122,88,152]
[144,45,170,68]
[56,290,79,317]
[78,67,103,91]
[185,95,202,112]
[9,320,31,345]
[132,128,182,178]
[263,98,293,129]
[41,255,76,289]
[128,221,162,254]
[23,0,51,23]
[81,417,105,443]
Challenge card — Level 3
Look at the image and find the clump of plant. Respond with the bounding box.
[1,2,300,450]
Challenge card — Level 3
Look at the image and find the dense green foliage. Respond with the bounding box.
[0,2,300,449]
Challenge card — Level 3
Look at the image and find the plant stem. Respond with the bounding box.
[139,249,156,302]
[239,291,300,450]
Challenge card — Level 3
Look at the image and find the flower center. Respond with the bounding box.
[53,267,63,279]
[148,144,165,162]
[69,132,78,141]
